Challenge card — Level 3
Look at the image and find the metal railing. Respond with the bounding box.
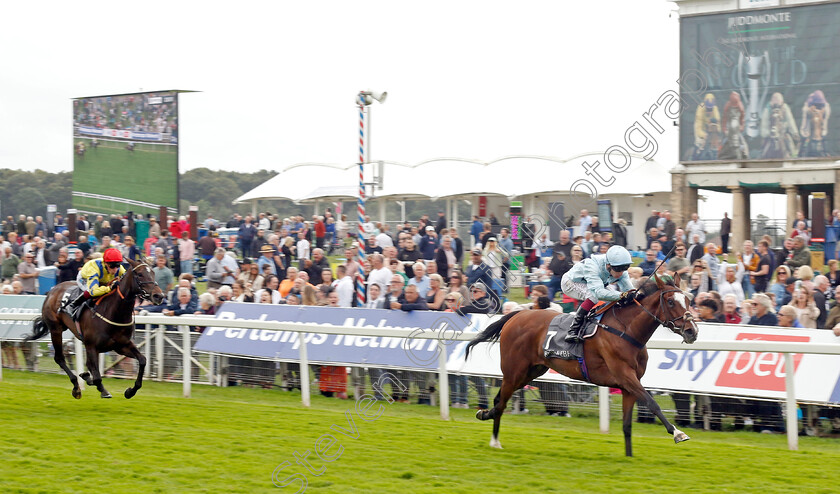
[2,312,839,450]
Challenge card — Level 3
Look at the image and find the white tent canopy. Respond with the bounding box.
[233,153,672,204]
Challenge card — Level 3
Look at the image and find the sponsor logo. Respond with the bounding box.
[714,333,808,391]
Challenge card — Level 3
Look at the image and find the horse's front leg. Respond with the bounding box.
[119,341,145,399]
[621,374,689,444]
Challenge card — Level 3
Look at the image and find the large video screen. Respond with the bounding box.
[679,2,839,162]
[72,91,178,216]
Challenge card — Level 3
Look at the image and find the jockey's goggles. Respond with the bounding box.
[610,264,630,273]
[106,262,121,269]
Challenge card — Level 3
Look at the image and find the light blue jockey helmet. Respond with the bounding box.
[605,245,632,269]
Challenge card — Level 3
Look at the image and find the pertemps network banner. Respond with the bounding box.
[194,303,485,371]
[72,91,179,216]
[679,3,839,162]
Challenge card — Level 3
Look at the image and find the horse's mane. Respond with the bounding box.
[636,274,675,299]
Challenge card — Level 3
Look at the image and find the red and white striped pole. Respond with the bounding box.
[355,94,368,306]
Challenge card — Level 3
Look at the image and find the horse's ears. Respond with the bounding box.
[654,273,665,289]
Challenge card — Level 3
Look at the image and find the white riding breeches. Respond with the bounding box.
[561,276,598,303]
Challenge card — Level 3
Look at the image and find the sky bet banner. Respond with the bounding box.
[679,3,839,162]
[194,303,487,371]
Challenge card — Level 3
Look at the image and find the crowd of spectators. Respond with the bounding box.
[4,206,840,425]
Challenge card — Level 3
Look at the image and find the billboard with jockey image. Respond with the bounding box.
[679,2,839,162]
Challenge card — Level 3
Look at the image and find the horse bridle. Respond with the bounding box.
[128,262,159,301]
[632,288,696,331]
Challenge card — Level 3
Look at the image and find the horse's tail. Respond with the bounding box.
[26,316,49,342]
[465,311,519,360]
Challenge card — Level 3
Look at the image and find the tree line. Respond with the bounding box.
[0,168,465,224]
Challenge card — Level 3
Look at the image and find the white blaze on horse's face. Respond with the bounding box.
[672,292,688,311]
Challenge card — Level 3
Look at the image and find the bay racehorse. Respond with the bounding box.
[26,257,165,399]
[465,274,698,456]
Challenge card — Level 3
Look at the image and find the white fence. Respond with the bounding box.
[2,312,840,451]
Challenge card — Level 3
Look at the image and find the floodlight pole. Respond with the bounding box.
[355,90,386,307]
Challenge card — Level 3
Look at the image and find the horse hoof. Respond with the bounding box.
[72,389,82,399]
[124,388,136,399]
[489,438,503,449]
[101,392,112,399]
[673,429,690,444]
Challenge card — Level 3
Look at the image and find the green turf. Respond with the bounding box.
[1,371,838,493]
[72,137,178,215]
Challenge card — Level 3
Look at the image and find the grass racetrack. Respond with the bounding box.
[72,138,178,215]
[2,370,839,493]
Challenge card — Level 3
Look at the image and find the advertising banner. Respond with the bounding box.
[194,304,840,402]
[0,295,45,340]
[679,3,840,162]
[194,303,485,371]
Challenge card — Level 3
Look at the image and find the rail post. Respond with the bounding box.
[438,341,450,421]
[784,352,798,451]
[299,333,310,407]
[182,325,191,398]
[599,386,610,433]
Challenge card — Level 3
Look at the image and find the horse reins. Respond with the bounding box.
[92,262,158,327]
[597,287,694,349]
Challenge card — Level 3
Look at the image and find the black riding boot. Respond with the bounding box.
[565,309,589,343]
[66,293,87,321]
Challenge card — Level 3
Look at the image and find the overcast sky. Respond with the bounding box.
[1,0,771,219]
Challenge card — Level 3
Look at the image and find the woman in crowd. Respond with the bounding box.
[301,284,318,306]
[691,259,715,292]
[721,294,741,324]
[826,259,840,290]
[482,237,507,297]
[425,273,447,310]
[363,282,387,309]
[717,263,745,308]
[259,289,275,304]
[255,274,282,304]
[238,261,265,293]
[786,285,819,329]
[281,237,296,269]
[232,279,254,303]
[770,265,792,311]
[797,265,815,292]
[447,270,470,301]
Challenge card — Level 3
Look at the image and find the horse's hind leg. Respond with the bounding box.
[622,392,637,457]
[50,325,81,399]
[84,345,111,399]
[476,365,545,449]
[119,341,145,399]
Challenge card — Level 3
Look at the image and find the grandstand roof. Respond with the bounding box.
[233,153,673,204]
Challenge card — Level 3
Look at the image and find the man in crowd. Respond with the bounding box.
[206,248,239,289]
[17,252,38,294]
[785,235,811,269]
[685,212,706,244]
[720,212,731,254]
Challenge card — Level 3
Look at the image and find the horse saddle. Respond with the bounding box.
[543,312,600,360]
[61,286,88,321]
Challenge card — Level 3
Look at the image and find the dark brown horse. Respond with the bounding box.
[465,274,698,456]
[26,257,165,399]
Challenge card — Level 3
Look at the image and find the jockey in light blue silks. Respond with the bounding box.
[561,245,635,343]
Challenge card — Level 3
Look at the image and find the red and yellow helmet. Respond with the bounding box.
[103,248,122,264]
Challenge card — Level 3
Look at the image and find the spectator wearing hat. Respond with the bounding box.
[419,226,438,260]
[257,244,277,275]
[459,281,499,314]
